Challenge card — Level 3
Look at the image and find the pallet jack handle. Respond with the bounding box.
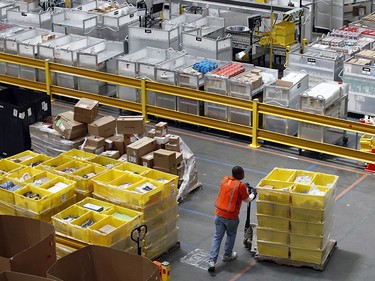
[131,224,148,256]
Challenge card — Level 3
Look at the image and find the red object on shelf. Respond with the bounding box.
[365,148,375,172]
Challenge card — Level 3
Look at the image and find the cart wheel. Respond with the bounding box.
[343,136,349,145]
[243,238,252,249]
[298,148,302,155]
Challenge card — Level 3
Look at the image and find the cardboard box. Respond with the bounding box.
[0,271,55,281]
[106,136,125,155]
[146,129,156,138]
[141,152,154,167]
[168,135,180,145]
[126,137,156,165]
[154,166,177,175]
[275,79,294,88]
[117,116,144,135]
[154,135,170,145]
[118,154,128,162]
[85,136,105,148]
[83,145,104,155]
[124,134,137,147]
[153,149,176,170]
[176,152,183,164]
[73,98,99,124]
[155,122,168,137]
[47,245,160,281]
[0,215,56,277]
[100,150,120,159]
[104,139,113,150]
[251,68,262,75]
[177,163,184,178]
[88,116,116,138]
[165,143,181,152]
[53,111,87,140]
[353,5,366,16]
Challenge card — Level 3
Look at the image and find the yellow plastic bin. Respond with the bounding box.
[290,233,329,250]
[256,200,289,218]
[123,179,164,207]
[291,184,334,209]
[290,219,333,237]
[71,165,106,192]
[14,185,53,213]
[256,179,293,204]
[257,240,289,258]
[37,155,74,172]
[289,170,316,184]
[264,168,296,182]
[103,205,143,223]
[0,159,23,176]
[25,171,59,187]
[76,197,114,213]
[313,173,338,189]
[52,205,90,235]
[54,160,90,176]
[8,167,44,183]
[290,244,328,264]
[104,173,146,201]
[144,219,179,246]
[21,154,51,167]
[257,214,289,231]
[39,177,76,206]
[274,21,296,36]
[0,200,16,215]
[114,162,151,175]
[70,211,107,243]
[0,176,26,204]
[7,150,39,164]
[61,149,96,161]
[141,169,179,200]
[89,216,131,246]
[290,201,335,223]
[257,227,289,244]
[89,155,121,169]
[91,169,128,197]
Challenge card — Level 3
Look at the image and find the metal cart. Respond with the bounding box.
[263,70,309,135]
[0,1,15,19]
[6,6,52,29]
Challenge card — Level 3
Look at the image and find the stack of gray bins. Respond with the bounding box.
[343,51,375,115]
[117,47,186,105]
[53,36,104,89]
[6,5,52,29]
[37,34,85,83]
[127,23,179,54]
[1,28,52,77]
[298,81,349,143]
[154,54,202,110]
[52,9,99,37]
[228,67,278,126]
[181,16,232,61]
[0,23,24,75]
[263,70,309,135]
[18,31,65,81]
[77,40,124,96]
[0,1,15,19]
[288,50,344,87]
[204,62,250,121]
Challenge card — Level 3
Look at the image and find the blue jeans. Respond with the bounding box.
[209,215,240,263]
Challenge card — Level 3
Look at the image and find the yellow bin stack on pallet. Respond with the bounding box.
[256,168,338,264]
[91,162,180,259]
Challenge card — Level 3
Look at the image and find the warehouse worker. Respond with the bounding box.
[208,166,256,272]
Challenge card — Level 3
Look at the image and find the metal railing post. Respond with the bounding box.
[44,59,53,103]
[141,79,148,122]
[250,99,260,148]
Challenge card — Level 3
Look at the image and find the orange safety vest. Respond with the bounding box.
[215,177,241,213]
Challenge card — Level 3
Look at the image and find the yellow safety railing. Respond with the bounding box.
[0,52,375,164]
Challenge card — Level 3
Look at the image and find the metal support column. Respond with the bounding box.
[250,99,260,148]
[141,79,149,122]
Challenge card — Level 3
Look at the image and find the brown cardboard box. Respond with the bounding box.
[353,5,366,16]
[0,271,55,281]
[165,143,181,152]
[88,116,116,138]
[104,139,113,150]
[154,136,170,145]
[0,215,56,277]
[53,111,87,140]
[117,116,144,135]
[153,149,176,170]
[141,152,154,167]
[47,245,160,281]
[100,150,120,159]
[73,98,99,124]
[176,152,183,164]
[106,136,125,155]
[126,137,156,164]
[85,136,105,148]
[154,165,177,175]
[177,163,184,178]
[146,129,156,138]
[168,135,180,144]
[251,68,262,75]
[118,154,128,162]
[124,134,137,147]
[155,122,168,137]
[83,145,104,155]
[275,79,294,88]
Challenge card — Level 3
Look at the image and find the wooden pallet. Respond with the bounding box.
[178,181,203,202]
[255,240,337,271]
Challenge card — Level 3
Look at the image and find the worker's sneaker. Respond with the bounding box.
[208,260,215,272]
[222,252,238,262]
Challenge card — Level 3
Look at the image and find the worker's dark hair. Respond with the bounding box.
[232,166,244,180]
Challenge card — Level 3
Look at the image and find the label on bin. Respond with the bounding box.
[13,109,17,117]
[42,101,48,111]
[27,108,32,117]
[19,112,25,119]
[59,124,65,132]
[307,58,316,65]
[196,37,202,42]
[362,67,371,75]
[145,29,152,33]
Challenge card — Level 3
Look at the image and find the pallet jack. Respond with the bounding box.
[243,183,257,254]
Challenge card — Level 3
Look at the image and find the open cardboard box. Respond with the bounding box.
[47,245,160,281]
[0,271,54,281]
[0,215,56,277]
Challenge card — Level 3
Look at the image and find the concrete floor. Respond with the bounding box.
[52,101,374,281]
